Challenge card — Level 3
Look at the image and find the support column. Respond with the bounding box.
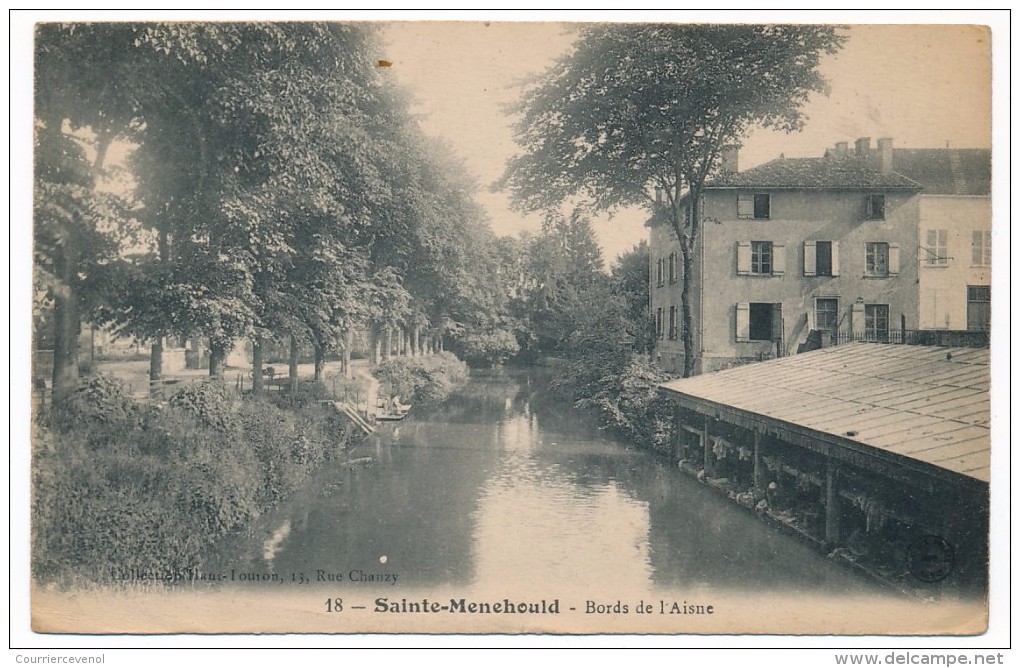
[702,416,711,475]
[825,458,842,550]
[753,431,766,493]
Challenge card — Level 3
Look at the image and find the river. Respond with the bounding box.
[208,367,893,600]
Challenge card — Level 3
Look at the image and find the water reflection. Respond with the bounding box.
[209,368,889,597]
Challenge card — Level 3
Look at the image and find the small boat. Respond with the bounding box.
[376,396,412,422]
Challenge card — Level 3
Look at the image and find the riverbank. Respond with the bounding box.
[31,375,360,587]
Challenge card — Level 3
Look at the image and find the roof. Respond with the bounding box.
[706,156,923,190]
[892,148,991,196]
[659,344,990,484]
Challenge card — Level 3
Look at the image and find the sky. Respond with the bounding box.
[378,22,993,265]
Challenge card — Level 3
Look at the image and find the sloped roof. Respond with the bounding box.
[659,344,990,485]
[706,156,923,190]
[892,148,991,196]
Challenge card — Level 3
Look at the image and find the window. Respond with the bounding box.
[864,304,889,342]
[972,230,991,267]
[866,194,886,220]
[815,298,839,337]
[668,306,678,339]
[866,242,888,276]
[668,252,677,283]
[656,308,664,339]
[737,193,771,219]
[803,240,839,277]
[751,241,772,275]
[967,285,990,331]
[736,302,782,343]
[925,229,949,266]
[737,241,785,276]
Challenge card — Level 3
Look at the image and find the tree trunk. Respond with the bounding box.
[314,345,325,381]
[209,339,226,377]
[343,347,352,380]
[403,330,411,357]
[679,240,696,378]
[383,328,392,361]
[410,327,419,357]
[50,277,79,411]
[289,334,299,393]
[149,338,163,383]
[251,338,264,394]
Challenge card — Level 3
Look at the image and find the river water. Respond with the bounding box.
[208,368,893,600]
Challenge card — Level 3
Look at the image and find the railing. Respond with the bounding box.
[828,329,989,348]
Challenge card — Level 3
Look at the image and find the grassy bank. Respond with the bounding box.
[32,376,358,587]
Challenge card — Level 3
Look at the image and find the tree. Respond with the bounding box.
[502,24,845,376]
[611,241,654,354]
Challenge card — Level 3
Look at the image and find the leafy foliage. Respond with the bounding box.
[32,378,357,586]
[501,24,845,375]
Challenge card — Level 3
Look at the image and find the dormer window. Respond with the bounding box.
[737,193,771,220]
[866,194,885,220]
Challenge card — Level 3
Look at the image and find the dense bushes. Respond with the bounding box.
[373,352,469,405]
[454,329,520,367]
[32,376,356,586]
[551,279,677,455]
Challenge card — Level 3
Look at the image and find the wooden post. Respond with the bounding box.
[825,458,841,550]
[702,417,711,475]
[753,430,766,493]
[901,313,907,344]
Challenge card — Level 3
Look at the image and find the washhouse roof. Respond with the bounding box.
[659,344,990,485]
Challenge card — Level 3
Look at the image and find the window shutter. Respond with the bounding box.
[888,243,900,276]
[736,241,751,275]
[735,303,750,342]
[771,243,786,276]
[807,305,817,331]
[737,194,754,218]
[771,303,784,342]
[830,241,840,276]
[803,241,816,276]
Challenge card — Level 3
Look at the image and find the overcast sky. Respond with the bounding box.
[379,22,992,265]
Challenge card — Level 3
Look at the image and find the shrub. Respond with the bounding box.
[32,379,358,587]
[374,352,468,405]
[454,329,521,367]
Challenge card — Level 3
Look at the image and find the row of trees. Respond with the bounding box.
[34,23,515,411]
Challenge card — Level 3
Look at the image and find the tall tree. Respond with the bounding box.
[502,24,845,375]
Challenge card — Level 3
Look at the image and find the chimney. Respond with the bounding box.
[720,145,739,174]
[855,137,871,157]
[834,141,848,157]
[876,137,893,174]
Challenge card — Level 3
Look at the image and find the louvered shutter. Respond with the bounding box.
[803,241,817,276]
[888,243,900,276]
[771,243,786,276]
[830,241,840,277]
[771,303,784,342]
[736,241,751,275]
[735,303,750,342]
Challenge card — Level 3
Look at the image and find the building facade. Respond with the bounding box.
[650,138,991,374]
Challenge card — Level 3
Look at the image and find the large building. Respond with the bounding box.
[650,138,992,374]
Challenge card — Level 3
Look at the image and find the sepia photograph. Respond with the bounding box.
[12,10,1007,650]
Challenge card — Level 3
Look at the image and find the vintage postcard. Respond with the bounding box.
[18,15,1002,642]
